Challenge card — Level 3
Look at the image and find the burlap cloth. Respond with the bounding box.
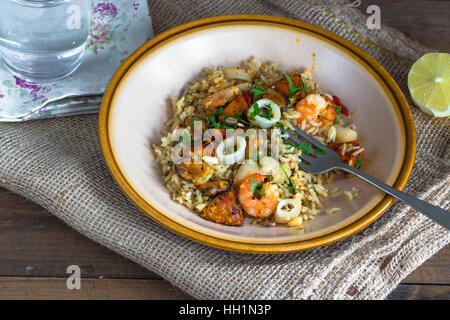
[0,0,448,299]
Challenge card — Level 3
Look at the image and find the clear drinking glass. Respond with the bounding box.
[0,0,92,81]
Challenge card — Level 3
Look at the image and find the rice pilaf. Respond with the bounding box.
[152,57,363,228]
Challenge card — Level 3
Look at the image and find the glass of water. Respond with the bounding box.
[0,0,92,81]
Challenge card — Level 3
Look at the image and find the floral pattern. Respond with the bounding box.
[87,2,119,54]
[92,2,118,23]
[13,76,54,102]
[87,22,112,54]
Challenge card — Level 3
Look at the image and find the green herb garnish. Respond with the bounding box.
[250,177,266,197]
[315,148,326,154]
[252,80,275,97]
[278,162,296,194]
[332,105,341,116]
[249,102,260,120]
[287,141,312,155]
[299,142,312,154]
[245,128,256,136]
[208,107,234,129]
[223,110,250,126]
[191,117,202,125]
[285,73,300,98]
[250,152,261,164]
[284,73,306,98]
[355,157,362,169]
[181,131,190,146]
[286,98,296,109]
[261,105,273,120]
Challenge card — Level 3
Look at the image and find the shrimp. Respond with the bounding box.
[238,173,279,218]
[202,85,241,110]
[295,93,337,129]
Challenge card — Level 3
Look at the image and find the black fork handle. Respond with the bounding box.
[339,164,450,230]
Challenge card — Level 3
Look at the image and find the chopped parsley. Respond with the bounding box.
[244,128,256,137]
[315,147,326,154]
[249,102,260,120]
[261,105,273,120]
[181,130,191,146]
[249,101,274,121]
[279,162,296,194]
[251,80,275,97]
[250,177,266,197]
[191,117,202,125]
[207,107,237,129]
[355,157,362,169]
[287,141,312,155]
[250,152,261,164]
[286,98,297,109]
[284,73,307,98]
[222,110,250,126]
[332,105,341,116]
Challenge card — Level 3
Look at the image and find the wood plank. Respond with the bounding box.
[388,284,450,300]
[0,277,193,300]
[1,187,448,284]
[1,276,447,300]
[402,246,450,284]
[0,188,159,279]
[355,0,450,52]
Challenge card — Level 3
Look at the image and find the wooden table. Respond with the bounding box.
[0,0,448,300]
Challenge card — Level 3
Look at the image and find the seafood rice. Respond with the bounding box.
[152,57,363,228]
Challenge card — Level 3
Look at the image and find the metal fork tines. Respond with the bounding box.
[286,121,340,174]
[285,120,450,230]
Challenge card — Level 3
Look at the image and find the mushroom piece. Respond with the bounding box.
[198,180,232,197]
[175,161,214,185]
[201,191,243,226]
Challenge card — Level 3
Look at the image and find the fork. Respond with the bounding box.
[286,121,450,230]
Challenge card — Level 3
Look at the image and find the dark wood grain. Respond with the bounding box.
[355,0,450,52]
[0,0,448,300]
[387,284,450,300]
[0,277,192,300]
[0,188,158,280]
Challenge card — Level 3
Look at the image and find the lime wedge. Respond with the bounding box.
[408,52,449,117]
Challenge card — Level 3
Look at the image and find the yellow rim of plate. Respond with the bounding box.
[99,15,416,254]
